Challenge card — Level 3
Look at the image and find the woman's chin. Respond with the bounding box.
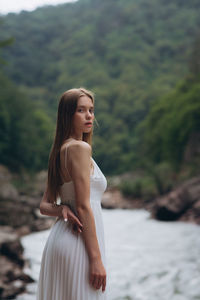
[83,128,92,133]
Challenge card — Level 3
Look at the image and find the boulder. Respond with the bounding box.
[153,176,200,221]
[0,164,19,201]
[0,226,34,299]
[101,188,144,209]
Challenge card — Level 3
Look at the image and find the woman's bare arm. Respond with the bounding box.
[69,141,106,292]
[68,141,102,261]
[39,185,63,217]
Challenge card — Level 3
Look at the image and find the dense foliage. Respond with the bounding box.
[0,0,200,176]
[0,72,53,172]
[139,76,200,169]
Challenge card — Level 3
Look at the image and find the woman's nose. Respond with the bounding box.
[86,111,92,118]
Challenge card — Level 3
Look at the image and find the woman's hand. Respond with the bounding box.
[62,205,83,234]
[89,258,106,292]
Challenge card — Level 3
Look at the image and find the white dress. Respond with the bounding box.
[36,154,108,300]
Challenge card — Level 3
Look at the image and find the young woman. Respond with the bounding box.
[36,88,107,300]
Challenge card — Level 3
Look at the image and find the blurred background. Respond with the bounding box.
[0,0,200,299]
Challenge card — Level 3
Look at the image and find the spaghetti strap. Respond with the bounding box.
[64,145,72,180]
[64,141,94,179]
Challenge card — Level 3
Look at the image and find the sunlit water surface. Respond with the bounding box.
[16,209,200,300]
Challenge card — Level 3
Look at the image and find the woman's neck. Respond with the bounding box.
[68,135,82,141]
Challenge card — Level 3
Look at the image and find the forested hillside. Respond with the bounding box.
[1,0,200,176]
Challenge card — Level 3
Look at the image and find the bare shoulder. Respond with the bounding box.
[69,140,91,156]
[61,140,91,158]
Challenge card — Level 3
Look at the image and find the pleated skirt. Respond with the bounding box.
[36,201,107,300]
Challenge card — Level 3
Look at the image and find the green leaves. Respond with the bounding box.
[140,78,200,170]
[0,72,53,171]
[1,0,200,175]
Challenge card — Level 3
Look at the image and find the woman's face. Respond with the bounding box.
[72,95,94,135]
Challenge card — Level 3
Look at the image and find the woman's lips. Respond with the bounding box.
[85,122,92,126]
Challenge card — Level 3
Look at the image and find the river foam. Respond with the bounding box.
[17,209,200,300]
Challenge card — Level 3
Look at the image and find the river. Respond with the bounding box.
[16,209,200,300]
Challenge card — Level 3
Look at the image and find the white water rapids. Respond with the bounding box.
[16,209,200,300]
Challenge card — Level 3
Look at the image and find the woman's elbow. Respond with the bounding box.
[39,203,45,215]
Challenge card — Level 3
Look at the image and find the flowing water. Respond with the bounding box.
[16,209,200,300]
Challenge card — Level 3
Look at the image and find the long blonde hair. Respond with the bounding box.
[47,87,94,203]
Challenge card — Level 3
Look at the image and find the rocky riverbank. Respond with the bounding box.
[0,164,199,298]
[102,176,200,225]
[152,176,200,224]
[0,226,34,299]
[0,165,55,299]
[0,219,55,299]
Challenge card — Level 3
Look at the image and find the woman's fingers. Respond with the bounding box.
[102,276,106,292]
[93,276,100,289]
[63,206,83,233]
[72,223,82,234]
[96,277,102,289]
[72,224,79,235]
[90,274,105,290]
[68,212,83,228]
